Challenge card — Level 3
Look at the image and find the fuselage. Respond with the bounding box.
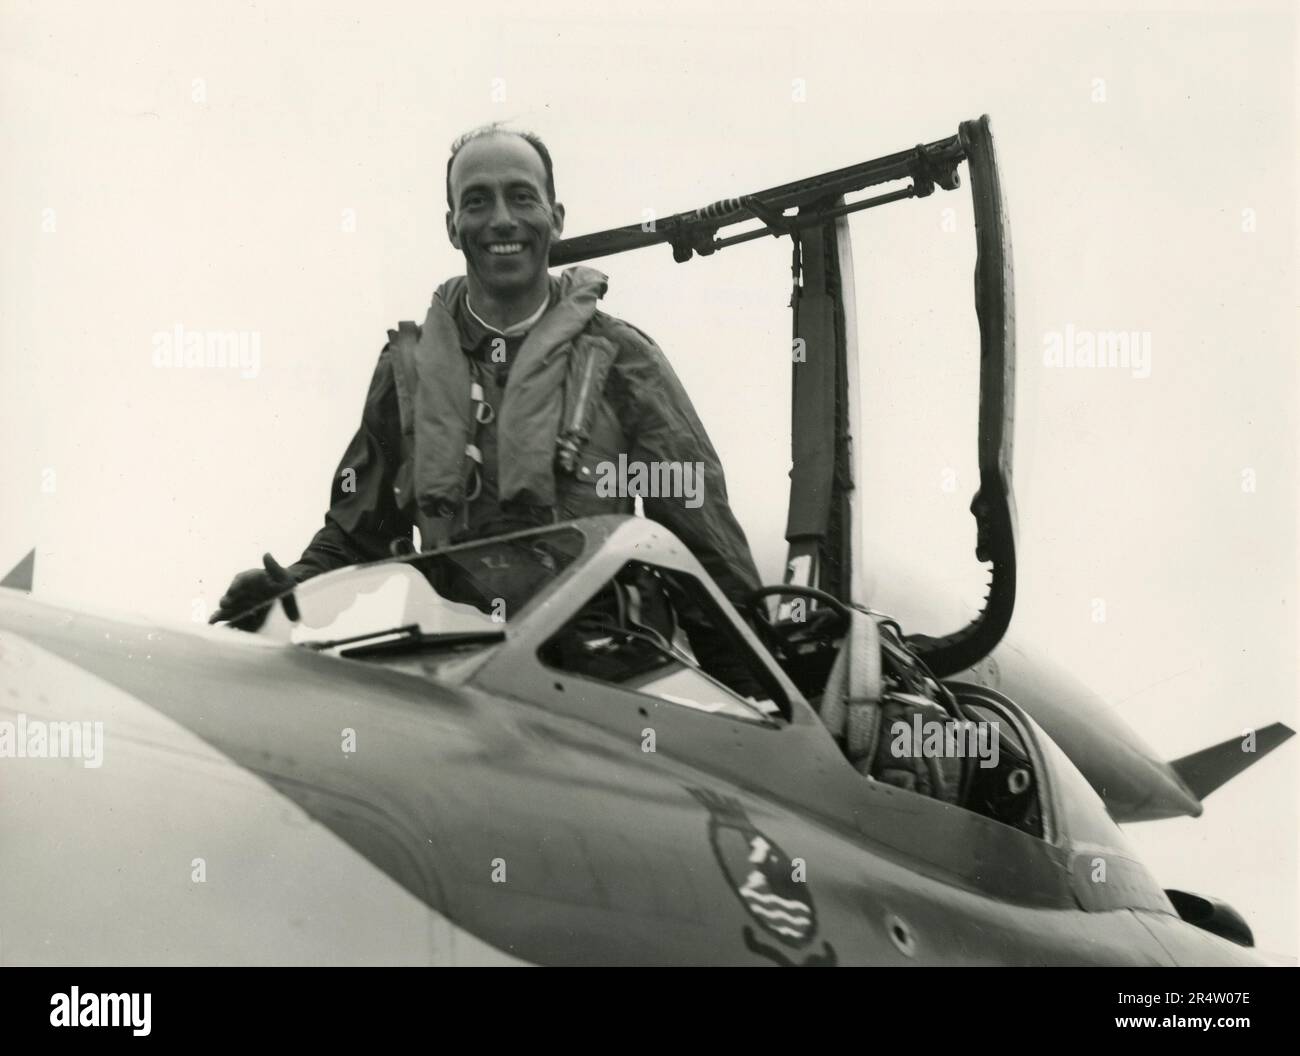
[0,518,1267,965]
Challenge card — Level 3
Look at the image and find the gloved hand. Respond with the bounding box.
[209,554,298,631]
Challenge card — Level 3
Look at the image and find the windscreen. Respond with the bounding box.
[255,526,586,648]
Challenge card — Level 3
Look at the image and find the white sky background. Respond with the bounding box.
[1,0,1296,958]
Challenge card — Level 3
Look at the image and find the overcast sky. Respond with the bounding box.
[1,0,1295,958]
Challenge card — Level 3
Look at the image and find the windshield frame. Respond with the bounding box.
[244,522,594,647]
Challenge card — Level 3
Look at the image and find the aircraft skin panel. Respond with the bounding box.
[959,640,1203,822]
[0,584,1269,965]
[0,628,527,966]
[1131,907,1284,968]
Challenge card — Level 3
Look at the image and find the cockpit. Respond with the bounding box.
[229,514,1190,905]
[245,514,1047,841]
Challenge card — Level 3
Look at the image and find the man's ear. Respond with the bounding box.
[550,201,566,239]
[445,209,461,251]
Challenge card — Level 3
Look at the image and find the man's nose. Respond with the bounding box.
[488,195,518,231]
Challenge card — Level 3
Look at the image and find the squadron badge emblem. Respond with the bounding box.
[689,788,836,966]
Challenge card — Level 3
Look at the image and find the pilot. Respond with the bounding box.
[212,123,763,688]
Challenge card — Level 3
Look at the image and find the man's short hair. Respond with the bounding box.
[445,124,557,208]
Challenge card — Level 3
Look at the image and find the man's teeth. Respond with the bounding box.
[487,242,524,255]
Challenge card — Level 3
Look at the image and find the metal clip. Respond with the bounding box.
[470,381,495,424]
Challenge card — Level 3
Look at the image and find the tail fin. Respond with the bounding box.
[0,549,34,593]
[1170,723,1295,801]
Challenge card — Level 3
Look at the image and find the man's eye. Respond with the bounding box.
[513,191,537,204]
[462,197,486,210]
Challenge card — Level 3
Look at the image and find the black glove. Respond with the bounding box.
[209,554,298,631]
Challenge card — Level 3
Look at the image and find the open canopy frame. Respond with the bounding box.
[548,116,1016,678]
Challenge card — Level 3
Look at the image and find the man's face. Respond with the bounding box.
[446,134,564,299]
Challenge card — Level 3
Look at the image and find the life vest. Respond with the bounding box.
[385,267,617,545]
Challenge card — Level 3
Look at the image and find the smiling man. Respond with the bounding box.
[212,125,762,677]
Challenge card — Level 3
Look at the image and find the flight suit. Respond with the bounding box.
[287,279,763,638]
